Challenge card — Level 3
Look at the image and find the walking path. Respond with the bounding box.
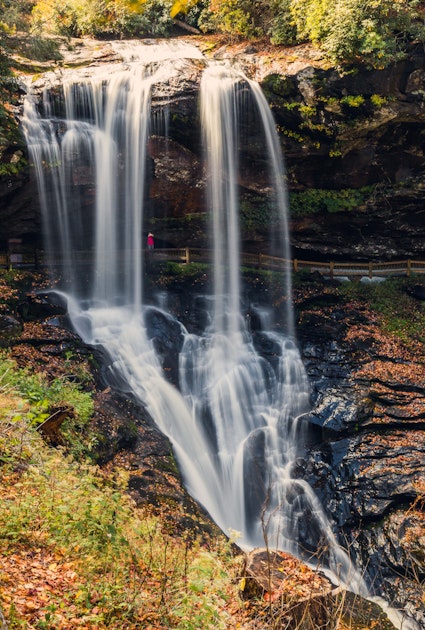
[1,248,424,278]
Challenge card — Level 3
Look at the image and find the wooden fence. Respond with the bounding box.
[1,248,425,278]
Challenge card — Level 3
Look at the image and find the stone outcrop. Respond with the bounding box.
[292,275,425,627]
[241,548,397,629]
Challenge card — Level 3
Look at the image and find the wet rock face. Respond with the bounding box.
[0,169,41,249]
[289,186,425,262]
[264,50,425,189]
[293,278,425,627]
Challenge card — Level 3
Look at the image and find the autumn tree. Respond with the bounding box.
[30,0,181,37]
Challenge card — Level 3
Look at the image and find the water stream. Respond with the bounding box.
[22,40,412,613]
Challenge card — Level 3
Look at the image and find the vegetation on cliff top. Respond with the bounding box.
[1,0,424,68]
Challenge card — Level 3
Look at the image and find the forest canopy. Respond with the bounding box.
[0,0,425,67]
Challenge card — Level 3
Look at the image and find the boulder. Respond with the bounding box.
[240,548,397,629]
[0,314,23,346]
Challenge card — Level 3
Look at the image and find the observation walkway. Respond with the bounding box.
[1,248,425,278]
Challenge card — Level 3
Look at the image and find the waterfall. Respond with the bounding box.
[22,41,367,594]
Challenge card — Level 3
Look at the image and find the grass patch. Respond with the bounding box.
[0,350,96,460]
[338,277,425,343]
[289,187,372,216]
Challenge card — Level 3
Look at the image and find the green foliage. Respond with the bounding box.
[240,195,275,232]
[289,187,372,216]
[339,277,425,342]
[31,0,174,37]
[340,95,365,108]
[0,0,36,33]
[0,350,95,459]
[370,93,388,107]
[290,0,328,43]
[0,382,242,628]
[170,0,199,18]
[0,159,27,176]
[127,0,174,36]
[2,358,93,424]
[183,0,210,28]
[32,0,120,37]
[202,0,424,67]
[158,261,209,279]
[290,0,425,67]
[199,0,261,38]
[268,0,297,45]
[0,43,19,149]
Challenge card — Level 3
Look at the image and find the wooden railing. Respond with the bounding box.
[1,248,425,278]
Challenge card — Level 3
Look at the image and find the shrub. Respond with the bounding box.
[0,353,243,629]
[290,0,425,67]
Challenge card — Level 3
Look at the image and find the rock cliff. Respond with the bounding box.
[1,37,425,262]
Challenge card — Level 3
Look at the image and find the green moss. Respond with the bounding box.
[240,195,275,232]
[370,94,388,108]
[262,74,297,98]
[340,95,365,108]
[289,187,372,216]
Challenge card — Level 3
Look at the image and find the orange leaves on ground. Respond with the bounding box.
[0,547,83,628]
[245,550,331,604]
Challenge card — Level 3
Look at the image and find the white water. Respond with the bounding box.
[23,42,422,626]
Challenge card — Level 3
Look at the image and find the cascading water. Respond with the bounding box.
[22,41,369,594]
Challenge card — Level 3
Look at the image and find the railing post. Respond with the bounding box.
[407,259,411,277]
[369,262,373,279]
[293,259,298,272]
[330,261,334,280]
[185,247,190,264]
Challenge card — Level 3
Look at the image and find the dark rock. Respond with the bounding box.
[308,388,374,434]
[17,292,68,321]
[406,284,425,301]
[0,315,23,345]
[144,306,185,385]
